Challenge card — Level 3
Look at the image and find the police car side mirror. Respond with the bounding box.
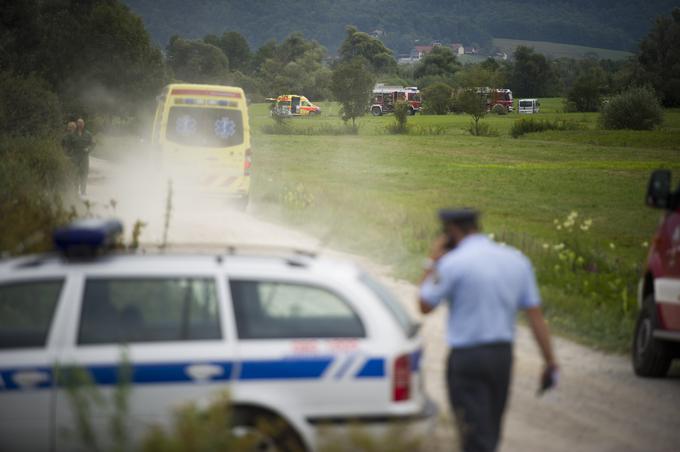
[646,169,672,209]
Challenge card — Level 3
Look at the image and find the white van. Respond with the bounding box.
[518,98,540,114]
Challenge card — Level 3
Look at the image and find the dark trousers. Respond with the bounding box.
[446,342,513,452]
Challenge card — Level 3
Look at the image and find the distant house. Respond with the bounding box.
[369,29,385,39]
[464,46,478,55]
[450,43,465,55]
[414,45,434,59]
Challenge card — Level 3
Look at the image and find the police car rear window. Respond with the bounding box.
[0,280,63,349]
[78,278,221,345]
[359,273,418,338]
[230,280,365,339]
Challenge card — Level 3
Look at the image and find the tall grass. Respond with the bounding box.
[511,117,581,138]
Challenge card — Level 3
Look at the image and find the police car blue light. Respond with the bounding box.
[53,218,123,257]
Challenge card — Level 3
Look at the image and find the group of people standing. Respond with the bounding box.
[61,118,94,197]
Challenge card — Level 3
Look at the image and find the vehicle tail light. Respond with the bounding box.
[393,354,411,402]
[244,148,252,176]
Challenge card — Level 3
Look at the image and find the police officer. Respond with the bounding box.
[73,118,94,196]
[419,208,558,452]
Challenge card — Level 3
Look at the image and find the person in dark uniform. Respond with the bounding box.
[419,208,558,452]
[73,118,94,196]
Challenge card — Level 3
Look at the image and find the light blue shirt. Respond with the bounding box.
[420,234,541,348]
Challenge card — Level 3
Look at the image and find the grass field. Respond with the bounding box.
[249,99,680,351]
[493,38,634,60]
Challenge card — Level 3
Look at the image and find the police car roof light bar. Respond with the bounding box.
[53,219,123,259]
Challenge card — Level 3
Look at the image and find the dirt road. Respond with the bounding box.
[87,157,680,452]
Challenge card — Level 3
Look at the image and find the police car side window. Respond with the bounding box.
[0,280,63,349]
[78,278,221,345]
[230,280,365,339]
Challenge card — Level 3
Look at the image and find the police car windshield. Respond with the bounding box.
[359,273,419,338]
[166,107,244,148]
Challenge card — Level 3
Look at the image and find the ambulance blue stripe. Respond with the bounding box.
[239,357,333,380]
[355,358,385,378]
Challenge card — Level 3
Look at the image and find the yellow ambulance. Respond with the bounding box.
[151,83,251,205]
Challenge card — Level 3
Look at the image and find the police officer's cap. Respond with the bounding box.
[438,208,480,224]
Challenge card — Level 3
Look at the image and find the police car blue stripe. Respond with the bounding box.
[333,354,357,380]
[239,357,333,380]
[0,367,53,391]
[88,362,233,385]
[411,349,423,372]
[355,358,385,378]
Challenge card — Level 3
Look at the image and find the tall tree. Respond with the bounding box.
[414,46,461,79]
[638,8,680,107]
[509,46,555,97]
[167,36,229,83]
[339,26,396,73]
[31,0,168,119]
[204,31,251,72]
[331,58,375,127]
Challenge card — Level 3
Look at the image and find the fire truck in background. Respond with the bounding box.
[371,84,421,116]
[476,87,514,113]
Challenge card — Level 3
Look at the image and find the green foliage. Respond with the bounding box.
[421,82,453,115]
[509,46,556,97]
[0,71,61,138]
[256,33,331,99]
[565,63,608,112]
[331,58,375,126]
[466,121,497,137]
[339,27,396,73]
[600,86,664,130]
[637,8,680,107]
[414,47,461,79]
[386,101,410,134]
[2,0,167,122]
[123,0,671,56]
[166,36,229,83]
[511,117,581,138]
[0,137,76,255]
[457,90,488,135]
[204,31,251,72]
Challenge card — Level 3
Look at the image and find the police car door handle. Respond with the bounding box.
[12,370,50,388]
[185,364,223,382]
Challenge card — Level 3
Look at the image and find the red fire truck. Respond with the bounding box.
[633,169,680,377]
[371,85,422,116]
[476,87,514,113]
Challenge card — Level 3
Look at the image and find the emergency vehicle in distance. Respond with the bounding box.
[268,94,321,117]
[370,84,422,116]
[633,170,680,377]
[0,219,437,452]
[518,98,540,114]
[151,83,251,207]
[475,87,514,113]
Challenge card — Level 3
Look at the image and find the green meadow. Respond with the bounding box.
[249,99,680,351]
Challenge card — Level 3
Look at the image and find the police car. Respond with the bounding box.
[0,220,436,451]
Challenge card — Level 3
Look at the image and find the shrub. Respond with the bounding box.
[410,125,448,135]
[491,104,507,115]
[0,71,61,138]
[421,82,453,115]
[0,137,76,255]
[600,87,664,130]
[467,121,497,137]
[511,117,581,138]
[386,101,410,134]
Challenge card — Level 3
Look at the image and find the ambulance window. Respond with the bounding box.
[230,280,365,339]
[0,280,63,349]
[166,107,244,148]
[78,278,221,345]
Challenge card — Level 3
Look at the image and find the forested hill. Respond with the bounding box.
[124,0,675,54]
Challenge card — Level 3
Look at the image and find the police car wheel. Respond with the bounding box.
[232,409,306,452]
[632,295,672,378]
[371,107,382,116]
